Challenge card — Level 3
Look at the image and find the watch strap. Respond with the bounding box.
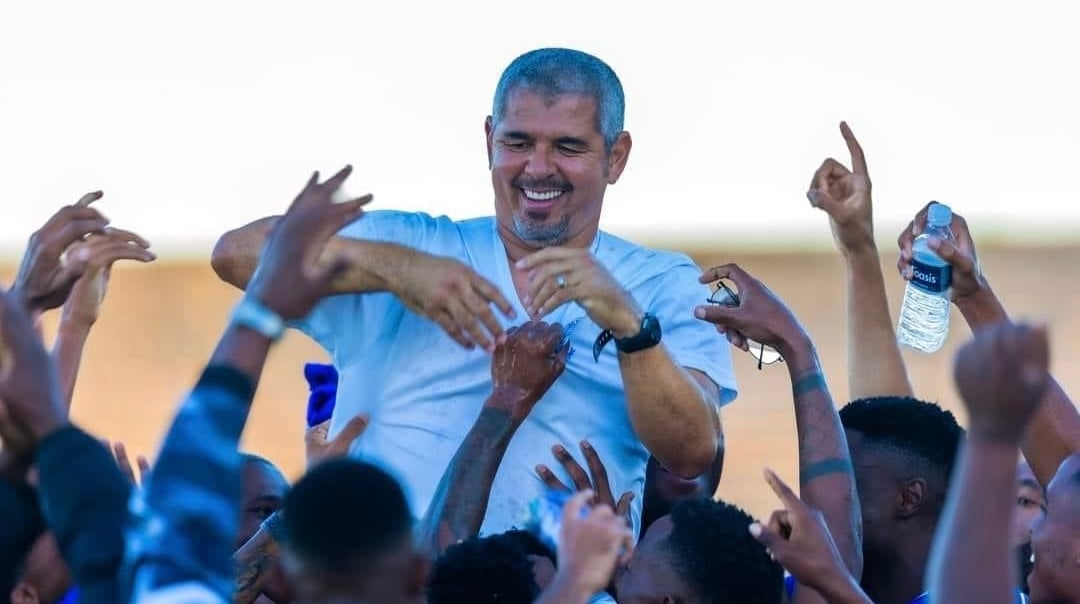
[231,297,286,341]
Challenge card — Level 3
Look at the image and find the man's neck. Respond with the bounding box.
[495,220,598,263]
[861,531,934,604]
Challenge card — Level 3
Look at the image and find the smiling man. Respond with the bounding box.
[212,48,735,535]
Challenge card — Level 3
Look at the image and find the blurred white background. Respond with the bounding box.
[2,0,1077,257]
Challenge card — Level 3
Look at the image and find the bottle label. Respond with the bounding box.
[911,258,951,294]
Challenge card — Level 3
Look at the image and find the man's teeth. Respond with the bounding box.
[523,189,563,201]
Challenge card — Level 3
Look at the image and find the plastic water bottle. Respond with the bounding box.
[896,202,955,352]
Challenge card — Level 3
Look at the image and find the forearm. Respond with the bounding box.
[233,521,281,604]
[126,365,257,599]
[782,336,862,577]
[52,322,92,413]
[420,405,518,553]
[927,439,1018,604]
[35,426,130,603]
[958,287,1080,484]
[212,217,408,294]
[844,248,912,398]
[619,345,717,478]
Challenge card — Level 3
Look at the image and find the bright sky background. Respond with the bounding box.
[2,0,1078,258]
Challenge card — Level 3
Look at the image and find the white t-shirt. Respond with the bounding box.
[293,211,737,536]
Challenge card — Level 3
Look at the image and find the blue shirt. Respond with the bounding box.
[294,211,737,537]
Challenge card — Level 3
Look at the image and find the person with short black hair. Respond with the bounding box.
[280,459,427,604]
[839,396,963,604]
[615,498,783,604]
[427,530,552,604]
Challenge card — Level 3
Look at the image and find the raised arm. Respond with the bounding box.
[213,213,518,351]
[123,166,371,601]
[808,122,912,399]
[695,263,863,603]
[928,322,1049,604]
[898,206,1080,486]
[420,320,568,552]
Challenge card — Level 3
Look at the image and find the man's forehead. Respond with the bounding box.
[498,90,599,128]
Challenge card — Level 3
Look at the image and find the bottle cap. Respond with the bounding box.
[927,202,952,227]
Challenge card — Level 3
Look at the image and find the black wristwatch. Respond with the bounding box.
[592,313,662,361]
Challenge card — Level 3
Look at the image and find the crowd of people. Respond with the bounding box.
[1,47,1078,604]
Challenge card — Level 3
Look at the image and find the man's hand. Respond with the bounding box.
[954,322,1050,442]
[546,490,635,602]
[486,321,569,422]
[750,469,863,599]
[305,413,369,469]
[897,203,985,302]
[246,166,372,320]
[516,248,643,338]
[536,440,634,524]
[807,122,875,256]
[0,285,66,457]
[693,263,806,354]
[393,254,517,351]
[13,192,155,313]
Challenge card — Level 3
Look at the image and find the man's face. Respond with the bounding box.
[846,430,902,556]
[486,88,630,250]
[614,515,684,604]
[236,460,289,549]
[1013,461,1046,547]
[1027,454,1080,604]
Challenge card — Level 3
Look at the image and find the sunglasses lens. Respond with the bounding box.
[747,341,783,365]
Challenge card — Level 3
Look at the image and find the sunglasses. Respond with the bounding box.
[706,281,784,370]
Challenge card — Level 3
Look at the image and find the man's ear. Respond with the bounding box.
[11,581,41,604]
[896,477,928,518]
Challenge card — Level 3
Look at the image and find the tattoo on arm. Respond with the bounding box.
[232,525,280,604]
[800,458,854,483]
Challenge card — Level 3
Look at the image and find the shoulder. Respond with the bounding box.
[596,231,701,288]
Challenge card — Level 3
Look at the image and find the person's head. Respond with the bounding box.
[486,48,632,251]
[1027,453,1080,604]
[9,534,72,604]
[642,448,725,534]
[237,453,290,549]
[280,459,427,604]
[615,498,783,604]
[839,396,963,557]
[427,529,556,604]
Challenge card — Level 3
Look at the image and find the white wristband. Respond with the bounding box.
[231,297,285,341]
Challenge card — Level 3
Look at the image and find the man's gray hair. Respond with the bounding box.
[491,48,625,150]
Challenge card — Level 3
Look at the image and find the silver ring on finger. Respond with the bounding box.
[556,274,567,289]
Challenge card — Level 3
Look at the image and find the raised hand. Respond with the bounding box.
[393,254,517,352]
[104,440,151,487]
[750,469,867,601]
[0,285,66,458]
[897,203,985,301]
[546,490,635,602]
[516,248,643,338]
[954,322,1050,442]
[536,441,634,524]
[13,192,154,313]
[807,122,875,255]
[305,413,369,469]
[246,166,372,320]
[693,263,805,353]
[486,321,569,422]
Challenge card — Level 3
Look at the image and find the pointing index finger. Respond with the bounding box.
[764,468,801,511]
[76,191,104,207]
[840,121,868,176]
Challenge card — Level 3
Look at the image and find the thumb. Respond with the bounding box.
[694,304,741,329]
[926,237,975,276]
[331,413,370,447]
[807,189,843,215]
[749,521,786,555]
